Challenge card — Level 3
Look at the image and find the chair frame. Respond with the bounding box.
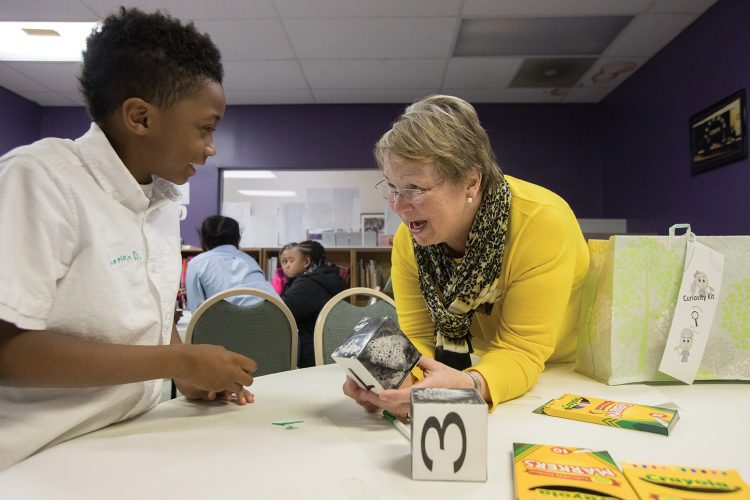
[186,287,298,371]
[313,287,396,366]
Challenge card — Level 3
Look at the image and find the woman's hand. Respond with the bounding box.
[342,356,476,418]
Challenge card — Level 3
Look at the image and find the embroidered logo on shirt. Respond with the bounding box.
[110,250,142,266]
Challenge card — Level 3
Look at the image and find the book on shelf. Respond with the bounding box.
[357,258,384,289]
[337,265,350,283]
[266,256,278,280]
[178,256,194,309]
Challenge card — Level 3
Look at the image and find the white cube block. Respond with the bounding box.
[331,316,421,394]
[410,388,488,482]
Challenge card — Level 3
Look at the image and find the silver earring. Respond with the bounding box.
[467,196,473,204]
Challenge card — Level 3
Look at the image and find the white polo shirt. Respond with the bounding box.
[0,123,182,470]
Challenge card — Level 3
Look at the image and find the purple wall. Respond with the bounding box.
[598,0,750,235]
[0,87,40,155]
[37,103,602,246]
[39,106,90,139]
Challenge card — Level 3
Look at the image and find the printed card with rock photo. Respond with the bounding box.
[331,316,421,393]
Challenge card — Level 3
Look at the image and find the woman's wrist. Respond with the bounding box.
[465,370,483,393]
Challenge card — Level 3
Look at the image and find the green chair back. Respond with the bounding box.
[314,287,397,366]
[187,288,298,376]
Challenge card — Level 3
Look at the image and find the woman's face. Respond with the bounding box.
[280,247,309,278]
[383,155,480,255]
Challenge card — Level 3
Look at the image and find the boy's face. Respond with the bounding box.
[141,80,226,184]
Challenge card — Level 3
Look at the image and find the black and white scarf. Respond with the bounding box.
[412,178,511,370]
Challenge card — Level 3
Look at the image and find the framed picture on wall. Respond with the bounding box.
[361,213,385,233]
[690,89,747,175]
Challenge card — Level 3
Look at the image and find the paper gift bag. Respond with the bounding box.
[576,231,750,384]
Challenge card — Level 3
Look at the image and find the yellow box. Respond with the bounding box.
[534,394,678,436]
[622,462,750,499]
[513,443,638,500]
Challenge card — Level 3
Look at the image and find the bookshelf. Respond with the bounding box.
[180,246,393,295]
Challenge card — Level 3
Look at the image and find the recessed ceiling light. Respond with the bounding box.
[0,22,98,61]
[511,58,596,88]
[238,190,296,197]
[22,28,60,37]
[223,170,277,179]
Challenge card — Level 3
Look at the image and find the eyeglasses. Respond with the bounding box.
[375,179,443,204]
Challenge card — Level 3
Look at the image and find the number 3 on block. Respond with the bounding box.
[410,388,488,482]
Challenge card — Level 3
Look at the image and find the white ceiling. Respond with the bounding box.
[0,0,717,106]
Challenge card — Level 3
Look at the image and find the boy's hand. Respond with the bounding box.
[176,380,255,405]
[173,344,257,404]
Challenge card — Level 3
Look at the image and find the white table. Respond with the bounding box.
[1,364,748,499]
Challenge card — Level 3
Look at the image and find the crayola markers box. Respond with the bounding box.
[513,443,637,500]
[533,394,679,436]
[622,462,750,499]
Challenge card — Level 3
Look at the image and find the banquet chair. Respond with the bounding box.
[186,288,298,377]
[313,287,397,366]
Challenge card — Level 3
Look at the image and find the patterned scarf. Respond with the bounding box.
[412,178,511,370]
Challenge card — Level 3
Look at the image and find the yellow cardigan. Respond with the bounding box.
[391,175,589,410]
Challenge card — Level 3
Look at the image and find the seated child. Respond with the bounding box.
[280,241,346,368]
[186,215,279,312]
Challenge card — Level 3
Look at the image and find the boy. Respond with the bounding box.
[0,8,256,470]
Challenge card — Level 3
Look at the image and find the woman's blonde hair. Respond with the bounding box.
[374,95,502,194]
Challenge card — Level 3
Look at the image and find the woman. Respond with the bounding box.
[343,95,589,417]
[281,240,346,368]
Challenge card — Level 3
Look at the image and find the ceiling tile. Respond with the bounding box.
[605,13,698,57]
[194,19,295,61]
[285,18,457,59]
[443,57,522,88]
[0,62,53,93]
[225,89,314,105]
[511,58,597,88]
[461,0,653,17]
[455,17,633,56]
[14,90,77,106]
[0,0,98,21]
[443,87,565,103]
[0,0,723,105]
[275,0,461,18]
[82,0,278,19]
[301,59,446,89]
[576,56,646,88]
[222,61,307,90]
[5,62,82,92]
[648,0,718,14]
[59,90,85,105]
[313,89,436,103]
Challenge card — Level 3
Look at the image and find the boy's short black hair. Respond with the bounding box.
[79,7,224,124]
[200,216,240,251]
